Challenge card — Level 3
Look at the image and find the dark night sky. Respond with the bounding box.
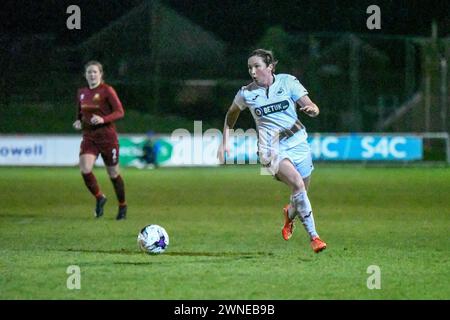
[1,0,449,46]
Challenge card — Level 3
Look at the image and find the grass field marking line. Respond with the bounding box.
[366,265,381,290]
[66,265,81,290]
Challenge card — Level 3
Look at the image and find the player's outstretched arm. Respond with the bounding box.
[217,103,241,163]
[296,95,320,117]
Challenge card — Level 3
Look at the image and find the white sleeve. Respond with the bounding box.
[233,88,247,110]
[289,76,309,102]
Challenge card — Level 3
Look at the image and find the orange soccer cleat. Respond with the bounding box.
[282,204,295,241]
[310,236,327,253]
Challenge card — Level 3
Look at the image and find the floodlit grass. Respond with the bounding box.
[0,165,449,299]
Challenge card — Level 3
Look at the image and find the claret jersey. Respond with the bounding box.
[77,83,124,134]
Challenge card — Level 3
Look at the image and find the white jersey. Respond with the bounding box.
[233,73,309,149]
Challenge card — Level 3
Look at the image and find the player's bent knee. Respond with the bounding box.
[107,166,120,179]
[107,171,119,179]
[80,164,94,174]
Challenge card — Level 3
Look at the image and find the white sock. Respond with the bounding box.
[287,195,297,220]
[291,191,318,239]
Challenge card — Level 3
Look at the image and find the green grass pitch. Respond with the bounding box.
[0,165,449,299]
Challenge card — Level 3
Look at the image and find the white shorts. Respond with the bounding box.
[259,131,314,178]
[279,139,314,178]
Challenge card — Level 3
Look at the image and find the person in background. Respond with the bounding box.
[141,131,158,169]
[73,60,127,220]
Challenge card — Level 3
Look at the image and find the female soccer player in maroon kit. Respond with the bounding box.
[73,61,127,220]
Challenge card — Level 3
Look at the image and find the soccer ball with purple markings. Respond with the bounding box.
[137,224,169,254]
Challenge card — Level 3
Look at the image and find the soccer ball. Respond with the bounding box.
[137,224,169,254]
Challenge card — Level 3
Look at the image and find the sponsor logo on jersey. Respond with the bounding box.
[80,94,85,100]
[254,100,289,117]
[80,104,100,110]
[252,94,259,101]
[93,93,101,101]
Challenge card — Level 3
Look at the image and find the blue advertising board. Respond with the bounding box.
[227,134,423,162]
[308,134,423,161]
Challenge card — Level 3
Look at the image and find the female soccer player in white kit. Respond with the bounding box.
[217,49,326,253]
